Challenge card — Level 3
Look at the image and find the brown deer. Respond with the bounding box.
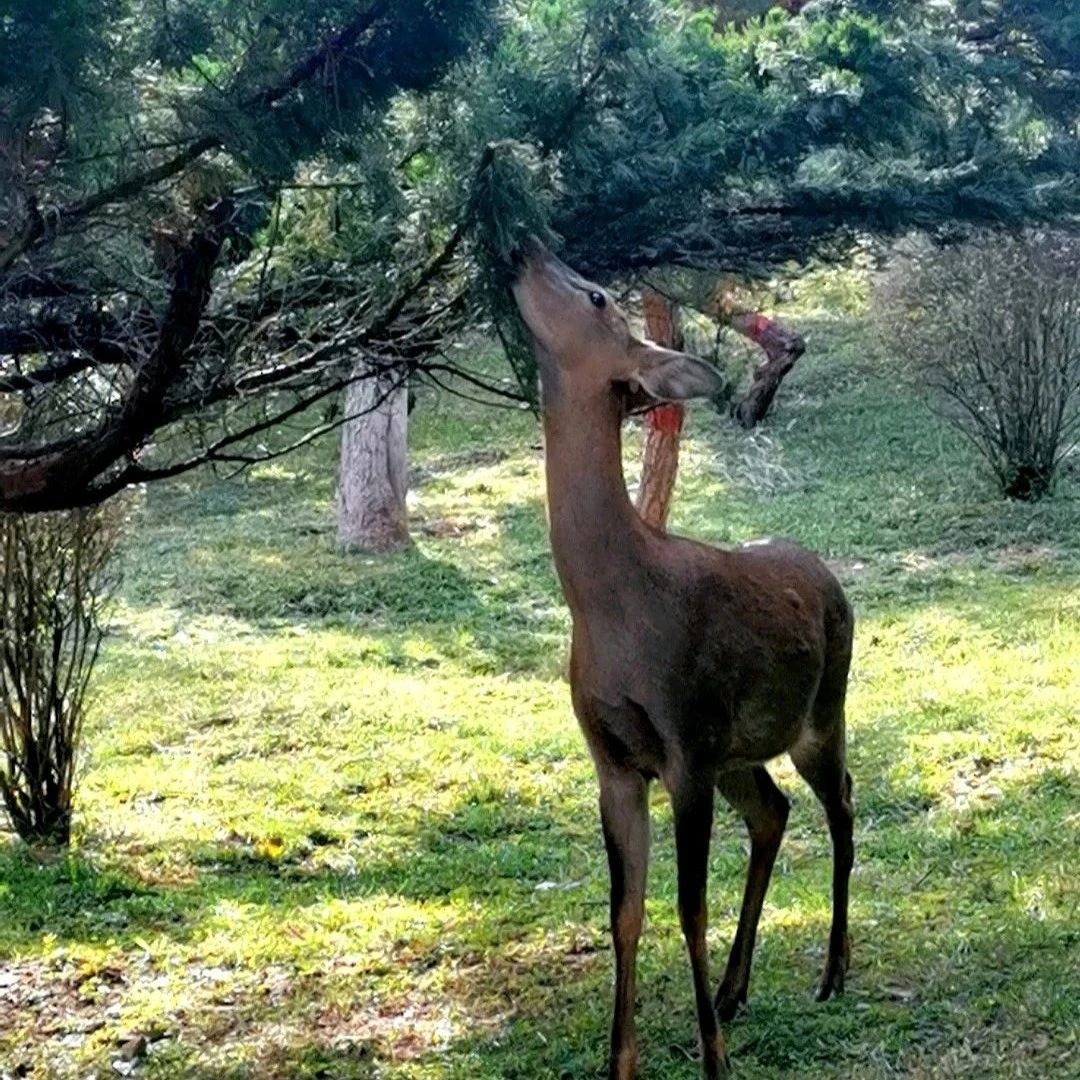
[510,239,854,1080]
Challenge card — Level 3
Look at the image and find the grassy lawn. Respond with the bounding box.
[2,315,1078,1079]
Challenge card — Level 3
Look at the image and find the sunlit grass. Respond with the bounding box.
[1,316,1077,1078]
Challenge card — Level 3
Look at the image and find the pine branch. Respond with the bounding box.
[0,2,393,270]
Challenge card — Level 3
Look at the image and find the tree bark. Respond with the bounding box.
[730,311,805,428]
[337,365,410,553]
[636,288,685,531]
[635,283,804,530]
[0,199,234,510]
[706,278,805,428]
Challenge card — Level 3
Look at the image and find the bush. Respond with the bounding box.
[877,231,1080,500]
[0,504,122,845]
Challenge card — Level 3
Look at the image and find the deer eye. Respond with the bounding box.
[588,290,606,309]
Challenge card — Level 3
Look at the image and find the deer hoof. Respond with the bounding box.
[816,970,844,1001]
[706,1058,732,1079]
[609,1047,639,1080]
[719,1047,732,1078]
[817,932,852,1001]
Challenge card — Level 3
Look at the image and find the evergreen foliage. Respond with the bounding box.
[0,0,1077,507]
[466,0,1080,276]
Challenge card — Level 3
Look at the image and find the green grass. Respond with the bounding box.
[1,316,1078,1079]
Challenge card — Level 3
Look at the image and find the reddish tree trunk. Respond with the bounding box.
[730,311,805,428]
[707,278,806,428]
[636,284,805,532]
[636,289,685,531]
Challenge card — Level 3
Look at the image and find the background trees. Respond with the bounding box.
[1,0,1078,514]
[0,0,500,510]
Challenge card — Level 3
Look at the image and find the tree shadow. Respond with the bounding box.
[115,480,573,681]
[0,779,601,953]
[4,755,1077,1076]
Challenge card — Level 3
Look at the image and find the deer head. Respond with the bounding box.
[511,238,724,410]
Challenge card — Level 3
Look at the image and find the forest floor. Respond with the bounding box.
[2,312,1078,1079]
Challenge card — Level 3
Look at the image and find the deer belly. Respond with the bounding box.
[724,674,818,764]
[725,703,807,765]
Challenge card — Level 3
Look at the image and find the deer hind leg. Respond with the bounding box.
[713,766,790,1021]
[599,766,650,1080]
[671,780,730,1079]
[789,720,853,1002]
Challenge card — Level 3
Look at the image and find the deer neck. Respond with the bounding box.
[541,384,648,609]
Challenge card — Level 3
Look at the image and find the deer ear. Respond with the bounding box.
[628,340,725,402]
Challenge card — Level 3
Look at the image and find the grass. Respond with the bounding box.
[1,314,1078,1079]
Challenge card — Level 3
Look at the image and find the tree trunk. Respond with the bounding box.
[730,311,805,428]
[636,289,685,531]
[636,284,804,528]
[337,364,410,552]
[706,278,806,428]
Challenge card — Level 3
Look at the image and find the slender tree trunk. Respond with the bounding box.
[636,282,804,529]
[337,364,410,552]
[636,289,685,531]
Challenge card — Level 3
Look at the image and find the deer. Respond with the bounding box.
[509,238,855,1080]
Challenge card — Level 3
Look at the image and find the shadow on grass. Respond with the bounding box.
[0,784,600,951]
[3,744,1074,942]
[3,749,1077,1078]
[124,540,488,627]
[117,492,571,679]
[30,859,1074,1080]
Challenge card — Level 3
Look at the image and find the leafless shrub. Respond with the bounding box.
[876,231,1080,500]
[0,502,124,845]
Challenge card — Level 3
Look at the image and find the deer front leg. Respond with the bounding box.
[599,766,650,1080]
[672,780,730,1079]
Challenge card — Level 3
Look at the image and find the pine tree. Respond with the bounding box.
[2,1,1078,510]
